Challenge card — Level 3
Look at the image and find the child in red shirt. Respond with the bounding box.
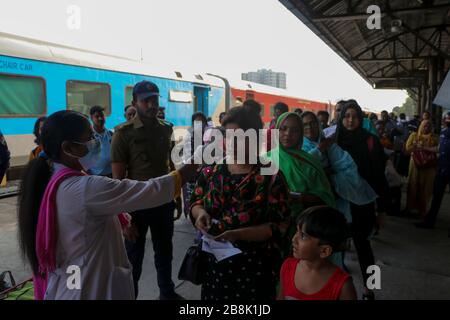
[279,206,357,300]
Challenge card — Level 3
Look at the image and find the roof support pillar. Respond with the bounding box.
[427,57,437,112]
[428,57,438,127]
[435,57,446,132]
[417,84,423,116]
[420,82,427,116]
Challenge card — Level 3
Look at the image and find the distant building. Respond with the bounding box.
[242,69,287,89]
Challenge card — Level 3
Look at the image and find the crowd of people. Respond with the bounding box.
[4,79,449,301]
[367,108,450,231]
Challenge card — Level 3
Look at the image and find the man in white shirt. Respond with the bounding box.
[89,106,113,177]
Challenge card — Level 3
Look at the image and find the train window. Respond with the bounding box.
[66,80,111,116]
[169,90,192,103]
[0,73,46,117]
[175,71,182,78]
[195,75,204,81]
[125,86,133,106]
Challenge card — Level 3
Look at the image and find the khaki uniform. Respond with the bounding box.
[110,114,177,298]
[111,115,173,181]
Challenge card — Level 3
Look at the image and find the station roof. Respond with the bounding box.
[279,0,450,95]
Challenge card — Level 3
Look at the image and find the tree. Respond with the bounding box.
[392,95,417,117]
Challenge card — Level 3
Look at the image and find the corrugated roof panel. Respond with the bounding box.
[280,0,450,89]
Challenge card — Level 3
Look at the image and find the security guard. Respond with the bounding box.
[111,80,183,300]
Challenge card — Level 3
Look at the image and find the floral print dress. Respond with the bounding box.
[189,164,290,300]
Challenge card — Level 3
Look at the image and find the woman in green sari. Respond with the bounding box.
[266,112,335,258]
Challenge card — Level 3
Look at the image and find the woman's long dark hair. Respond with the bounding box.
[18,111,90,274]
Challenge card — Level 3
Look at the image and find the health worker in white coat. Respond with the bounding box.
[18,110,197,300]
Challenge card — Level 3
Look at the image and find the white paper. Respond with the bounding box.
[201,236,242,262]
[323,125,337,138]
[199,228,216,240]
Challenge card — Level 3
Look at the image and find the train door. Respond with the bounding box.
[193,85,210,114]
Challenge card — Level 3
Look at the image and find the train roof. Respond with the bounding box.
[230,78,328,105]
[0,32,224,88]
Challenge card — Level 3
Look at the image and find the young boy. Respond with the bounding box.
[279,206,357,300]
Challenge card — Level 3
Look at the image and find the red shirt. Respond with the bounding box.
[280,258,350,300]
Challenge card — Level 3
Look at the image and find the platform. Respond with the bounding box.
[1,190,449,300]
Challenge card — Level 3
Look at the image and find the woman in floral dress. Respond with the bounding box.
[189,106,291,300]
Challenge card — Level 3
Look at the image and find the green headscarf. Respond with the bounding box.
[266,112,336,258]
[266,112,335,211]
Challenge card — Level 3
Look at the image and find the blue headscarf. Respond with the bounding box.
[300,111,378,223]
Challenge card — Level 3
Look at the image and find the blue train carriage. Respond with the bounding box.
[0,32,226,167]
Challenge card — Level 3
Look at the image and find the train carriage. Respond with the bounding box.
[0,32,226,167]
[0,32,333,174]
[230,79,330,124]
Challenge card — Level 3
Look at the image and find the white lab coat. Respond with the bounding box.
[44,164,175,300]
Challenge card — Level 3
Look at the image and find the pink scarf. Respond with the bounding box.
[34,167,85,300]
[33,167,131,300]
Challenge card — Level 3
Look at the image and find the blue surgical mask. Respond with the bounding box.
[66,138,102,172]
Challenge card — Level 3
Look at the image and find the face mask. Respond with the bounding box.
[66,138,102,172]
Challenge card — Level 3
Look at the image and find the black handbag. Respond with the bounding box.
[178,241,207,285]
[0,271,16,296]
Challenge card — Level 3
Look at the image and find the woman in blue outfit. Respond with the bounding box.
[300,111,378,268]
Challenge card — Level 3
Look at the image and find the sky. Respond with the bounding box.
[0,0,408,112]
